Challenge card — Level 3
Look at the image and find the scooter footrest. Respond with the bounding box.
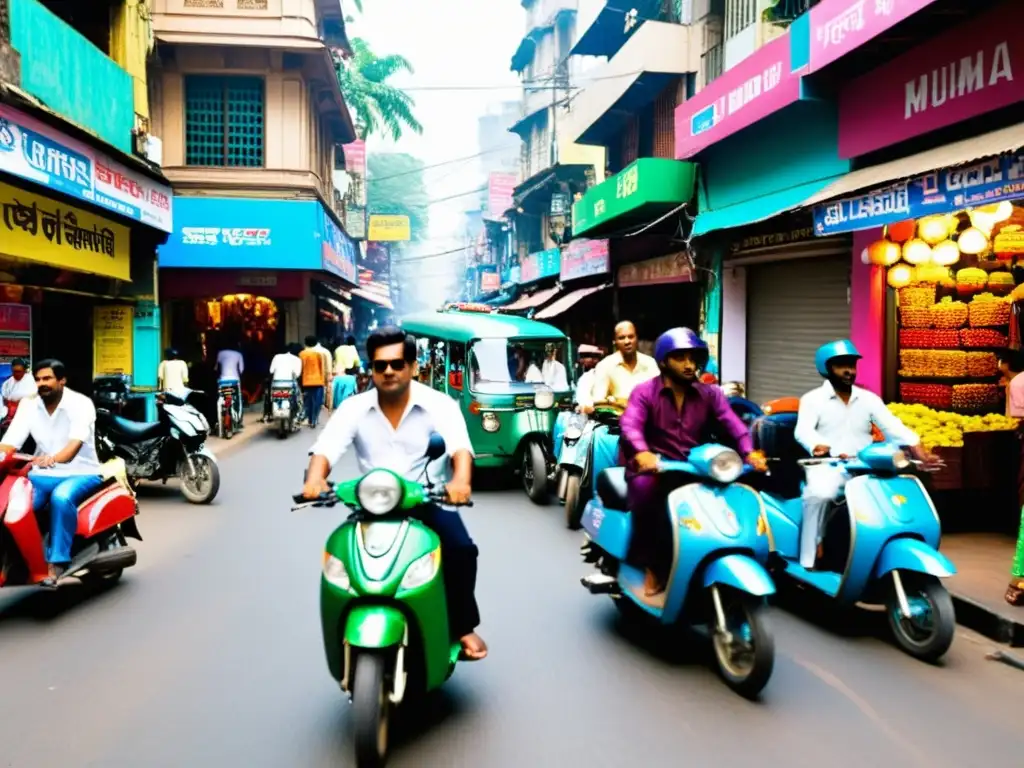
[581,573,620,595]
[84,547,137,573]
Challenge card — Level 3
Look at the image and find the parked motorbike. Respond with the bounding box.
[557,401,623,530]
[0,452,140,588]
[579,445,776,698]
[268,379,299,438]
[216,379,243,439]
[520,385,561,504]
[96,389,221,504]
[292,433,469,768]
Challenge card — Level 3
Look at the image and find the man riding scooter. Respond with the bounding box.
[620,328,767,605]
[574,344,602,411]
[794,340,937,570]
[586,321,659,413]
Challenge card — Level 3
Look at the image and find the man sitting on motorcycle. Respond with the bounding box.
[574,344,602,412]
[0,359,105,587]
[585,321,659,414]
[302,327,488,661]
[620,329,766,604]
[794,340,935,570]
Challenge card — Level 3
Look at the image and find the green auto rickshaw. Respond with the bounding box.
[402,305,574,503]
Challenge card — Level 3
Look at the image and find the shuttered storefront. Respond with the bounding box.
[745,252,851,404]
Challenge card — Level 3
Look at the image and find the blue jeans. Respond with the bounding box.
[29,473,105,564]
[303,385,324,427]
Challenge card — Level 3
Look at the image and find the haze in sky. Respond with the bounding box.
[350,0,523,291]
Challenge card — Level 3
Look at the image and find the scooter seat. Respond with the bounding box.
[109,415,164,442]
[596,467,629,510]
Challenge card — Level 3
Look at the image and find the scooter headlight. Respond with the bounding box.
[564,426,583,441]
[400,547,441,591]
[709,449,743,483]
[322,553,351,591]
[357,470,403,515]
[481,412,501,433]
[891,449,910,470]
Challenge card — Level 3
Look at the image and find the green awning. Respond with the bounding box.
[572,158,696,237]
[691,177,839,238]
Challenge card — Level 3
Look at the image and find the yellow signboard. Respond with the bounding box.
[93,305,134,377]
[0,181,131,280]
[368,214,411,242]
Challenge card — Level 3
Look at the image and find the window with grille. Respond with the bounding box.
[185,76,265,167]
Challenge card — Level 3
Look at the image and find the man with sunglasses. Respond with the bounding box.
[302,327,488,661]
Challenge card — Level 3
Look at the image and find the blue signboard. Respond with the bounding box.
[158,197,321,269]
[320,207,357,283]
[813,150,1024,236]
[519,247,561,283]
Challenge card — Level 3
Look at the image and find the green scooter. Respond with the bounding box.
[291,433,469,768]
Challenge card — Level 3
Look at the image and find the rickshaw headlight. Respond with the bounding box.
[534,387,555,410]
[481,412,500,433]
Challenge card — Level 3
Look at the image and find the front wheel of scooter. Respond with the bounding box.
[564,473,583,530]
[711,590,774,700]
[352,652,391,768]
[886,575,955,663]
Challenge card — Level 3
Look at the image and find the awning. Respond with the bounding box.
[503,285,561,311]
[802,123,1024,209]
[691,177,840,238]
[351,287,394,310]
[534,285,607,319]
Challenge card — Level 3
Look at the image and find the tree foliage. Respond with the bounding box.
[367,153,429,241]
[336,38,423,142]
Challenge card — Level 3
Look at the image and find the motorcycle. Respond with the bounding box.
[291,433,469,768]
[519,385,562,504]
[96,389,221,504]
[556,401,624,530]
[757,435,957,662]
[268,379,299,438]
[579,445,777,698]
[0,452,140,587]
[216,379,243,439]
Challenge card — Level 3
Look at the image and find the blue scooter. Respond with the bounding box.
[556,402,624,530]
[580,445,777,698]
[759,440,956,662]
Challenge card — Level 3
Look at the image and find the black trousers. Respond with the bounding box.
[415,504,481,639]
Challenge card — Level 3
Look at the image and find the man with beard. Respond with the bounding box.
[795,340,934,570]
[0,360,104,587]
[619,328,766,604]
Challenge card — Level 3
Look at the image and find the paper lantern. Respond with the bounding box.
[978,200,1014,222]
[931,239,961,266]
[887,263,913,288]
[902,238,932,265]
[958,227,989,255]
[887,220,916,243]
[969,209,997,234]
[867,239,901,266]
[918,216,950,244]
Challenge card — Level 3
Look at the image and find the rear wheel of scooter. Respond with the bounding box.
[352,652,391,768]
[277,419,287,439]
[712,591,774,699]
[179,454,220,504]
[564,473,583,530]
[522,441,549,505]
[886,575,955,662]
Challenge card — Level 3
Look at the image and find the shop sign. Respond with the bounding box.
[360,242,391,299]
[808,0,938,74]
[345,205,367,240]
[322,208,358,283]
[0,304,31,333]
[487,172,517,220]
[480,270,500,292]
[367,214,411,242]
[343,140,367,178]
[838,1,1023,158]
[674,35,803,159]
[560,238,609,281]
[618,253,694,288]
[519,247,560,284]
[729,226,817,253]
[0,103,172,233]
[238,274,278,288]
[0,180,130,280]
[93,305,133,377]
[813,149,1024,235]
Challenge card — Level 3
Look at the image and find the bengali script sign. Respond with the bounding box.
[560,239,609,281]
[487,173,517,219]
[809,0,938,73]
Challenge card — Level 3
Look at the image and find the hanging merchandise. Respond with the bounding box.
[887,220,916,243]
[902,239,932,265]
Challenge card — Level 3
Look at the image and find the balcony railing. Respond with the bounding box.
[702,42,724,87]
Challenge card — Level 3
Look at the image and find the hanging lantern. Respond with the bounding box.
[969,209,998,235]
[867,239,901,266]
[887,220,916,243]
[978,200,1014,222]
[958,227,989,255]
[887,263,913,288]
[902,238,932,265]
[918,216,950,244]
[931,239,961,266]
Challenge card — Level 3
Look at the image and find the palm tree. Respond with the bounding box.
[336,38,423,142]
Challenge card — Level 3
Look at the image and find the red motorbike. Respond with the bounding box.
[0,453,140,588]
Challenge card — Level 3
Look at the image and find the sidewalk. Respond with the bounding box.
[204,407,271,460]
[941,533,1024,647]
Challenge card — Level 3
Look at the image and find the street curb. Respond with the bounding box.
[951,592,1024,648]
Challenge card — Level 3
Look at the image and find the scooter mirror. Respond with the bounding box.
[425,432,447,461]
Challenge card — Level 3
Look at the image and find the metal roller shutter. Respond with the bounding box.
[746,256,851,404]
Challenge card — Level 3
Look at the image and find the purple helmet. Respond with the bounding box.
[654,327,709,366]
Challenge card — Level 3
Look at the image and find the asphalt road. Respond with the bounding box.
[0,426,1021,767]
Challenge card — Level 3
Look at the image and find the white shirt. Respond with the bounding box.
[158,359,189,394]
[575,369,596,407]
[795,381,920,458]
[3,388,102,476]
[524,363,543,384]
[2,374,36,402]
[217,349,244,381]
[314,344,333,379]
[310,381,474,483]
[269,353,302,381]
[542,359,569,391]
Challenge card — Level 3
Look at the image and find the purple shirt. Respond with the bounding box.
[619,378,755,468]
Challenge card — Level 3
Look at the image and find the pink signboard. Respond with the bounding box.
[674,35,802,159]
[487,172,517,219]
[839,1,1024,158]
[560,238,610,282]
[808,0,938,73]
[343,140,366,175]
